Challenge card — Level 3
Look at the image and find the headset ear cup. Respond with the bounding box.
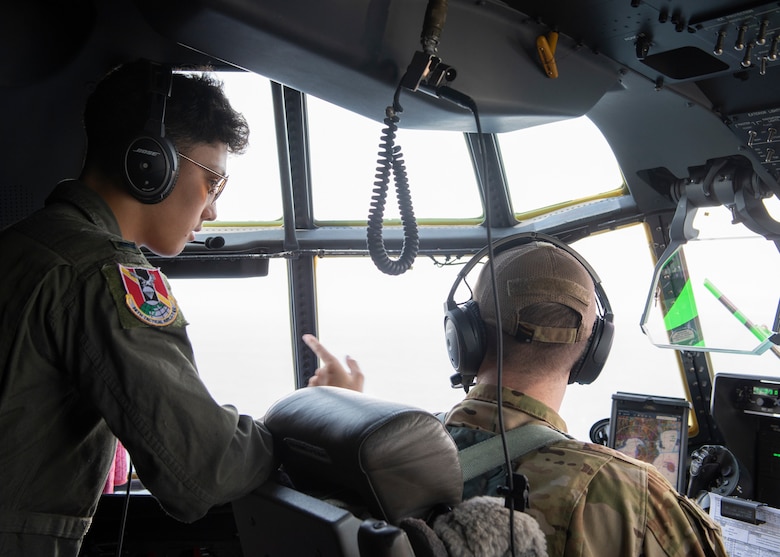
[569,312,614,385]
[124,135,179,203]
[444,300,486,386]
[123,61,179,204]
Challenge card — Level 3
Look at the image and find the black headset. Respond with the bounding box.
[123,61,179,204]
[443,232,614,390]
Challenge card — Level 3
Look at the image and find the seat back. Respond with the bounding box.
[233,386,463,556]
[264,386,463,523]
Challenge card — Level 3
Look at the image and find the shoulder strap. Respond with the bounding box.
[457,424,570,483]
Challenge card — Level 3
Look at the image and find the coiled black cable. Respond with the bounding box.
[367,96,419,275]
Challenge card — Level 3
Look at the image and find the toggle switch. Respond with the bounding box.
[770,35,779,61]
[735,23,747,50]
[714,29,727,55]
[741,42,754,67]
[635,33,651,59]
[757,19,769,45]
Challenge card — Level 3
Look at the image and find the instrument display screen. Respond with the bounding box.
[609,393,691,491]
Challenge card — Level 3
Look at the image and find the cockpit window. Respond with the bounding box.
[171,69,780,440]
[170,267,295,416]
[498,116,626,214]
[205,70,626,226]
[205,71,282,223]
[306,94,482,221]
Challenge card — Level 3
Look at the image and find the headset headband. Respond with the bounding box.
[443,231,614,390]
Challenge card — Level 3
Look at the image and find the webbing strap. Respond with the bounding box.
[457,423,570,482]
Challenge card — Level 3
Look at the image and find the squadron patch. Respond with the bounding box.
[117,264,179,326]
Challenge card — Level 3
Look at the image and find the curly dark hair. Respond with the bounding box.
[82,59,249,180]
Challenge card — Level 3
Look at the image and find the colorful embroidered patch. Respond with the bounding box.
[117,264,179,326]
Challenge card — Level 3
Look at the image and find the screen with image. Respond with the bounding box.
[608,393,691,491]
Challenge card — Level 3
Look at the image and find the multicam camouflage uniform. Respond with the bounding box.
[445,384,728,557]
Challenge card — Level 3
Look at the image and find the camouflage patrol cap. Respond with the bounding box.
[473,242,596,344]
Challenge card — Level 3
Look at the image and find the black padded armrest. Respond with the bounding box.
[264,387,463,524]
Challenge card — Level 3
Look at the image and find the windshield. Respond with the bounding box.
[168,70,780,444]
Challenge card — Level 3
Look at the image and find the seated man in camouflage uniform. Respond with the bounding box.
[303,240,728,557]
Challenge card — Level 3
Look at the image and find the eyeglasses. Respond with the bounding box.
[178,152,229,202]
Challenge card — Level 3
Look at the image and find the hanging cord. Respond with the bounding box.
[468,106,517,557]
[115,459,133,557]
[366,85,420,275]
[366,0,448,276]
[431,86,517,556]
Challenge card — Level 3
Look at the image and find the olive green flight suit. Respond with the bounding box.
[0,180,276,555]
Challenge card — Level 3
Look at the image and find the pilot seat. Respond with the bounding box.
[232,386,548,557]
[233,386,462,556]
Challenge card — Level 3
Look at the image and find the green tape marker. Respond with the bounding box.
[703,278,769,342]
[663,279,704,346]
[704,278,780,359]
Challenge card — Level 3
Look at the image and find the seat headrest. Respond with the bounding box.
[264,386,463,524]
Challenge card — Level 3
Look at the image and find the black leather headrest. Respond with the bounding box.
[264,387,463,524]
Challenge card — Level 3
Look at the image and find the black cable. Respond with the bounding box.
[366,85,420,275]
[115,459,133,557]
[370,19,516,545]
[366,0,449,276]
[471,107,517,557]
[440,88,516,556]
